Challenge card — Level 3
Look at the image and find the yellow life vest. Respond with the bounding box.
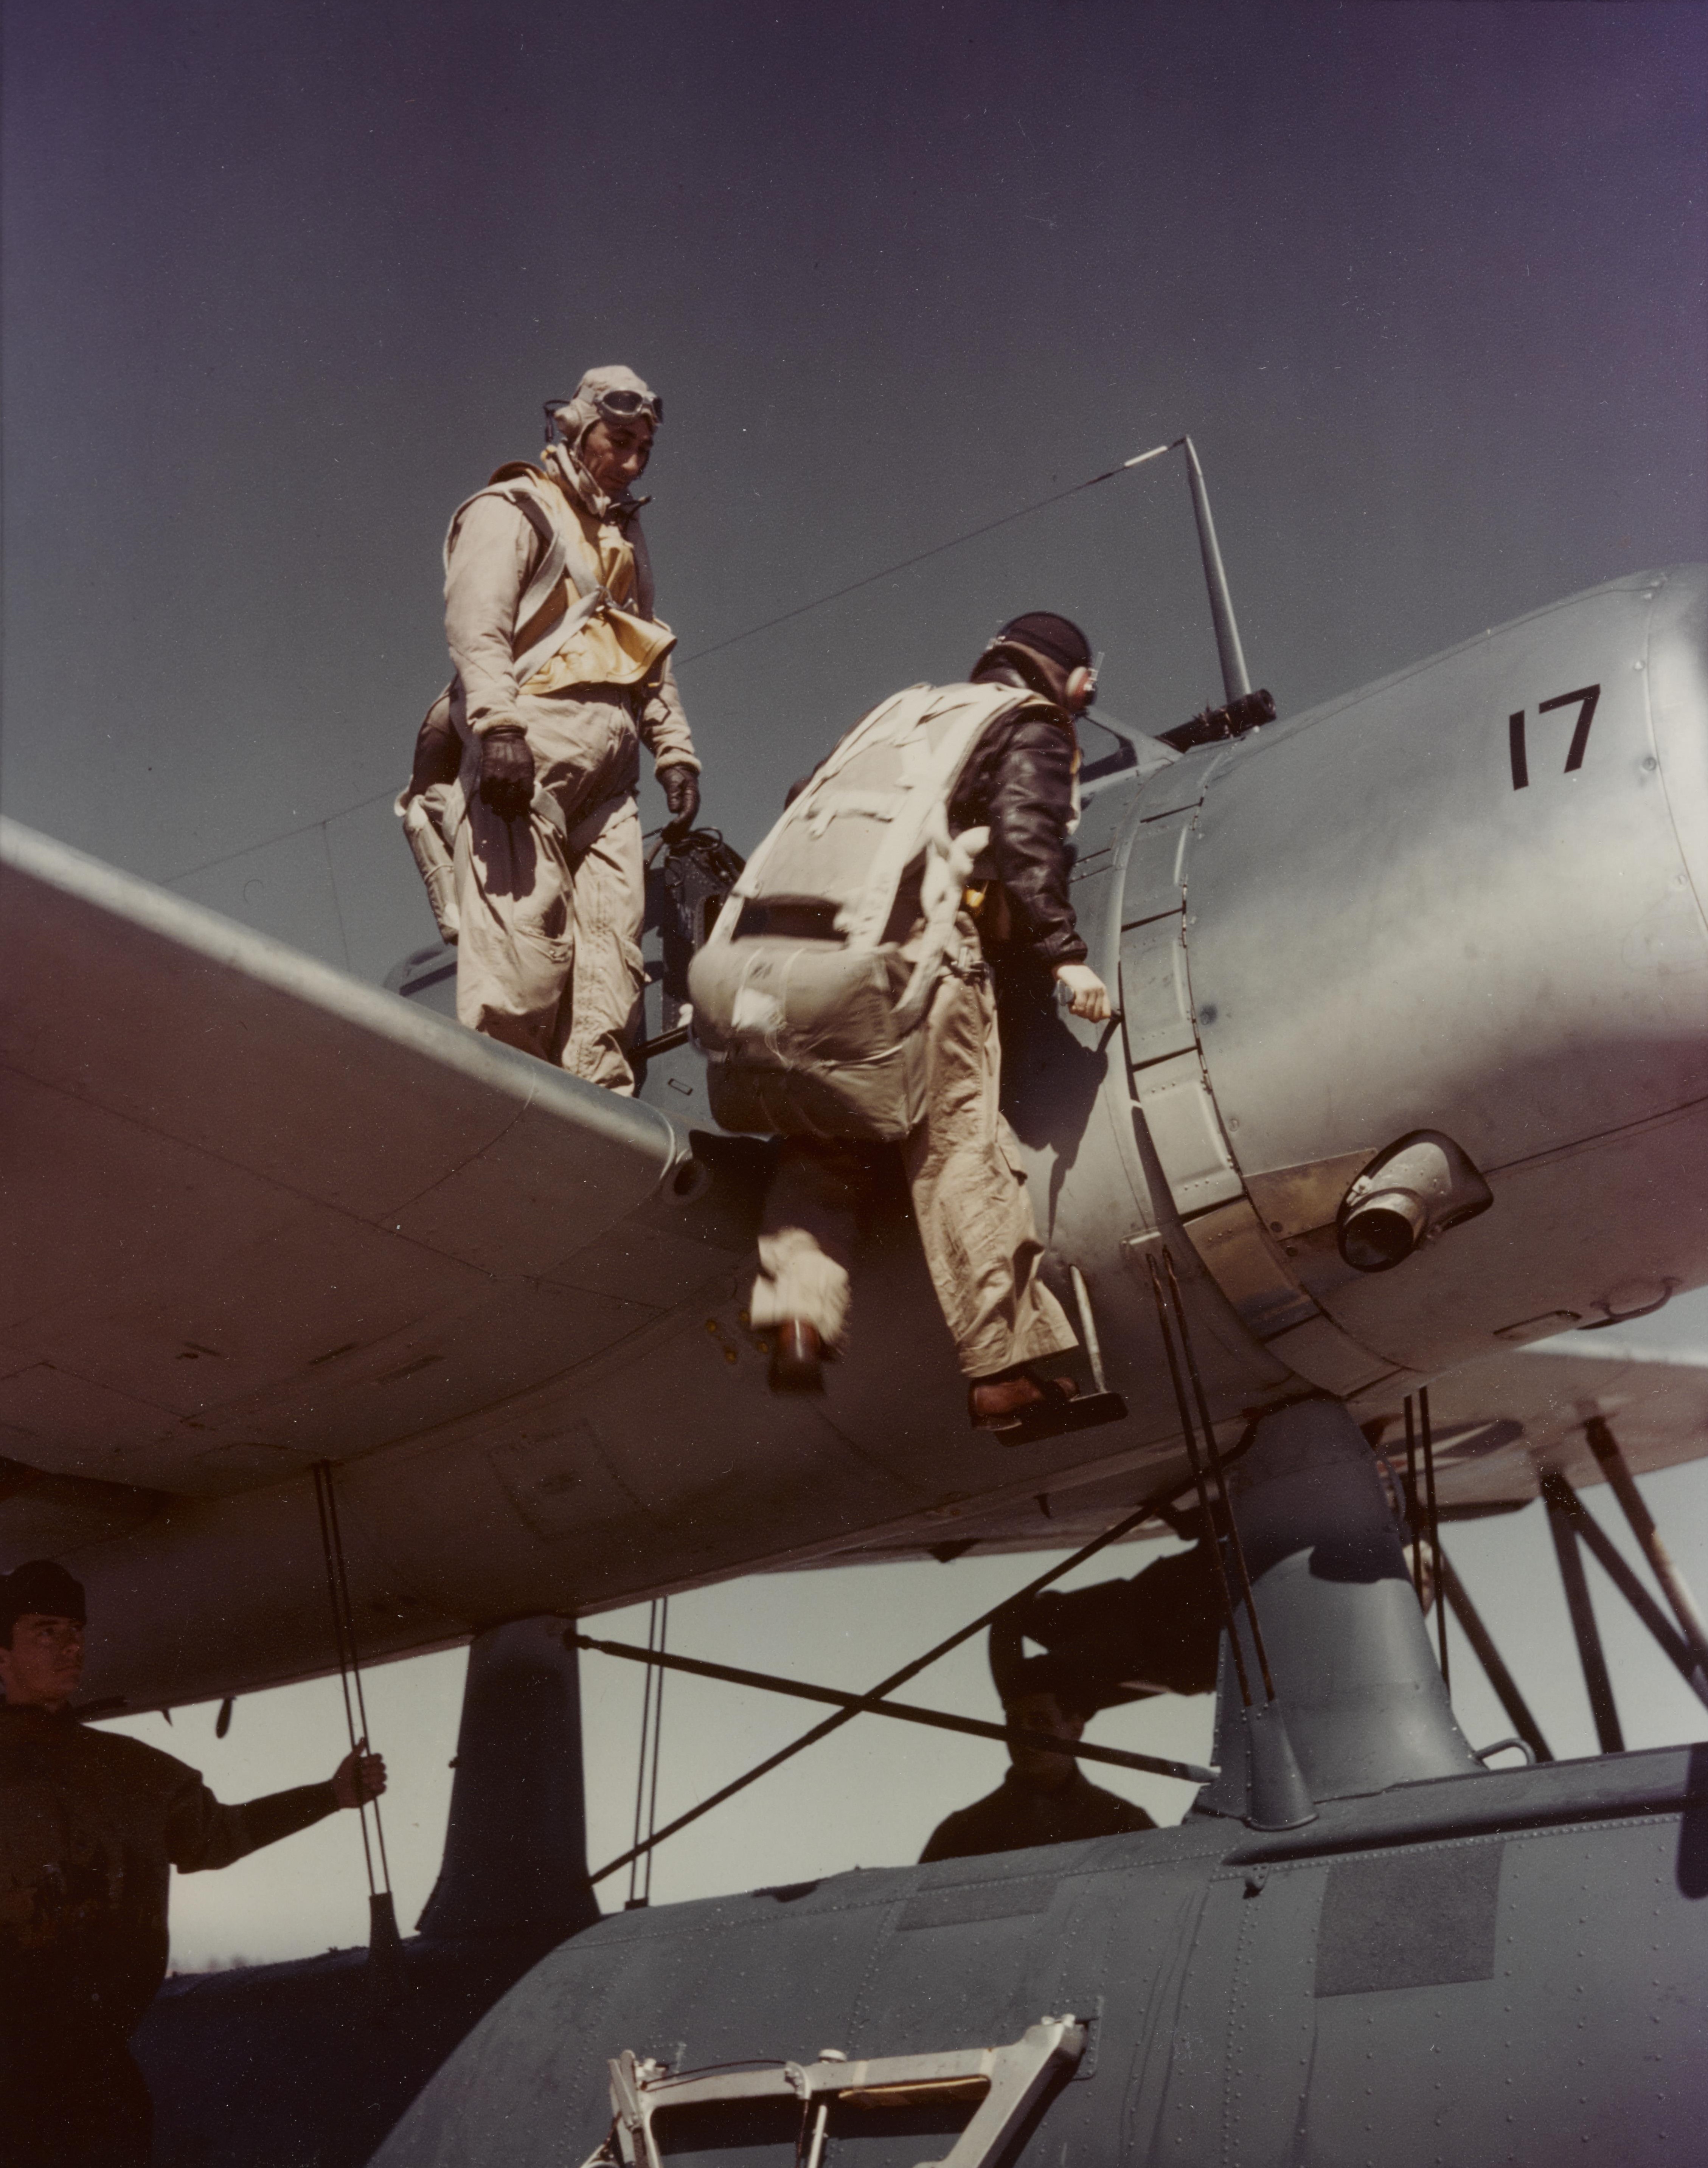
[520,486,677,694]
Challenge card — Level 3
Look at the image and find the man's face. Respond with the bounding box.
[581,417,655,497]
[1006,1689,1085,1786]
[0,1612,85,1709]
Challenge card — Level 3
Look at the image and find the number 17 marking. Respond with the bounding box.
[1508,684,1601,791]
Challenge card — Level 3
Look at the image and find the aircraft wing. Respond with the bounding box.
[814,1314,1708,1566]
[0,818,715,1526]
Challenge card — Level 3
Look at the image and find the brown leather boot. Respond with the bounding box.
[769,1320,826,1394]
[968,1367,1079,1432]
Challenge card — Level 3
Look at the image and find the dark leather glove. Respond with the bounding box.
[478,726,535,820]
[658,764,701,839]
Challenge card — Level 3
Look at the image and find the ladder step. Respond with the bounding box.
[996,1391,1128,1448]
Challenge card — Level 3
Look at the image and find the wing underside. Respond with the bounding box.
[0,818,706,1518]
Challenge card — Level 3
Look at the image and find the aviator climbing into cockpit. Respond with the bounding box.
[690,613,1127,1441]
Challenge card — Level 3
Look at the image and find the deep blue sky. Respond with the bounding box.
[4,0,1704,976]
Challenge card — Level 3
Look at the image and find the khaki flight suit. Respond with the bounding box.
[428,458,698,1092]
[749,914,1078,1381]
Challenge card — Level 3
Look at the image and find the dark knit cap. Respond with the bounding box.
[991,612,1093,673]
[1,1559,86,1640]
[998,1650,1096,1721]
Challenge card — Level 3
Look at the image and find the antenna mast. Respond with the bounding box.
[1182,436,1251,701]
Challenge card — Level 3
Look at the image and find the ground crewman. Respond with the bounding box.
[749,612,1112,1432]
[0,1560,385,2168]
[919,1539,1225,1862]
[401,365,701,1090]
[918,1656,1156,1862]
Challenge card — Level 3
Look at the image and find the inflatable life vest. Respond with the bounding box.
[688,681,1043,1140]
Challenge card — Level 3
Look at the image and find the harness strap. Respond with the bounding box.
[444,467,622,689]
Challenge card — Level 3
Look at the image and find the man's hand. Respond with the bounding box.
[1055,962,1113,1022]
[478,726,535,820]
[331,1745,387,1810]
[658,764,700,840]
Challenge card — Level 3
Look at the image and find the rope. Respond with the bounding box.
[311,1460,393,1902]
[155,439,1180,889]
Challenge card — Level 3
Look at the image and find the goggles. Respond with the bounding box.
[594,386,661,425]
[544,386,663,447]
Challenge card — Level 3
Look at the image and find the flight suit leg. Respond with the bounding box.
[451,795,576,1060]
[902,951,1078,1380]
[751,1142,871,1349]
[557,790,647,1093]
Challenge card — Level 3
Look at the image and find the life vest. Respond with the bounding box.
[688,681,1044,1140]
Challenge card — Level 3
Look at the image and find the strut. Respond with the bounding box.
[1584,1417,1708,1697]
[1542,1470,1624,1754]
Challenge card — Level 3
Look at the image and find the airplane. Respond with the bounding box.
[2,448,1706,2160]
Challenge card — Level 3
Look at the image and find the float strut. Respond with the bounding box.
[1435,1550,1553,1764]
[1584,1417,1708,1696]
[1542,1471,1623,1754]
[1542,1468,1708,1712]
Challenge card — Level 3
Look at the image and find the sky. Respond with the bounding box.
[3,0,1707,1966]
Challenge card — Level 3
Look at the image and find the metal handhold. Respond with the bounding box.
[1243,1699,1317,1831]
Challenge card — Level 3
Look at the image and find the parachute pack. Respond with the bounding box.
[688,681,1039,1140]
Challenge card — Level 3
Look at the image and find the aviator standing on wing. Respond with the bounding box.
[400,366,702,1091]
[693,612,1115,1436]
[0,1560,385,2168]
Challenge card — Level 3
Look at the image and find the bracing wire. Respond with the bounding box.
[1403,1396,1425,1603]
[1146,1254,1253,1707]
[673,441,1177,669]
[626,1607,658,1906]
[643,1598,669,1905]
[157,440,1179,889]
[1420,1387,1449,1692]
[1160,1249,1278,1701]
[626,1598,670,1908]
[585,1471,1191,1890]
